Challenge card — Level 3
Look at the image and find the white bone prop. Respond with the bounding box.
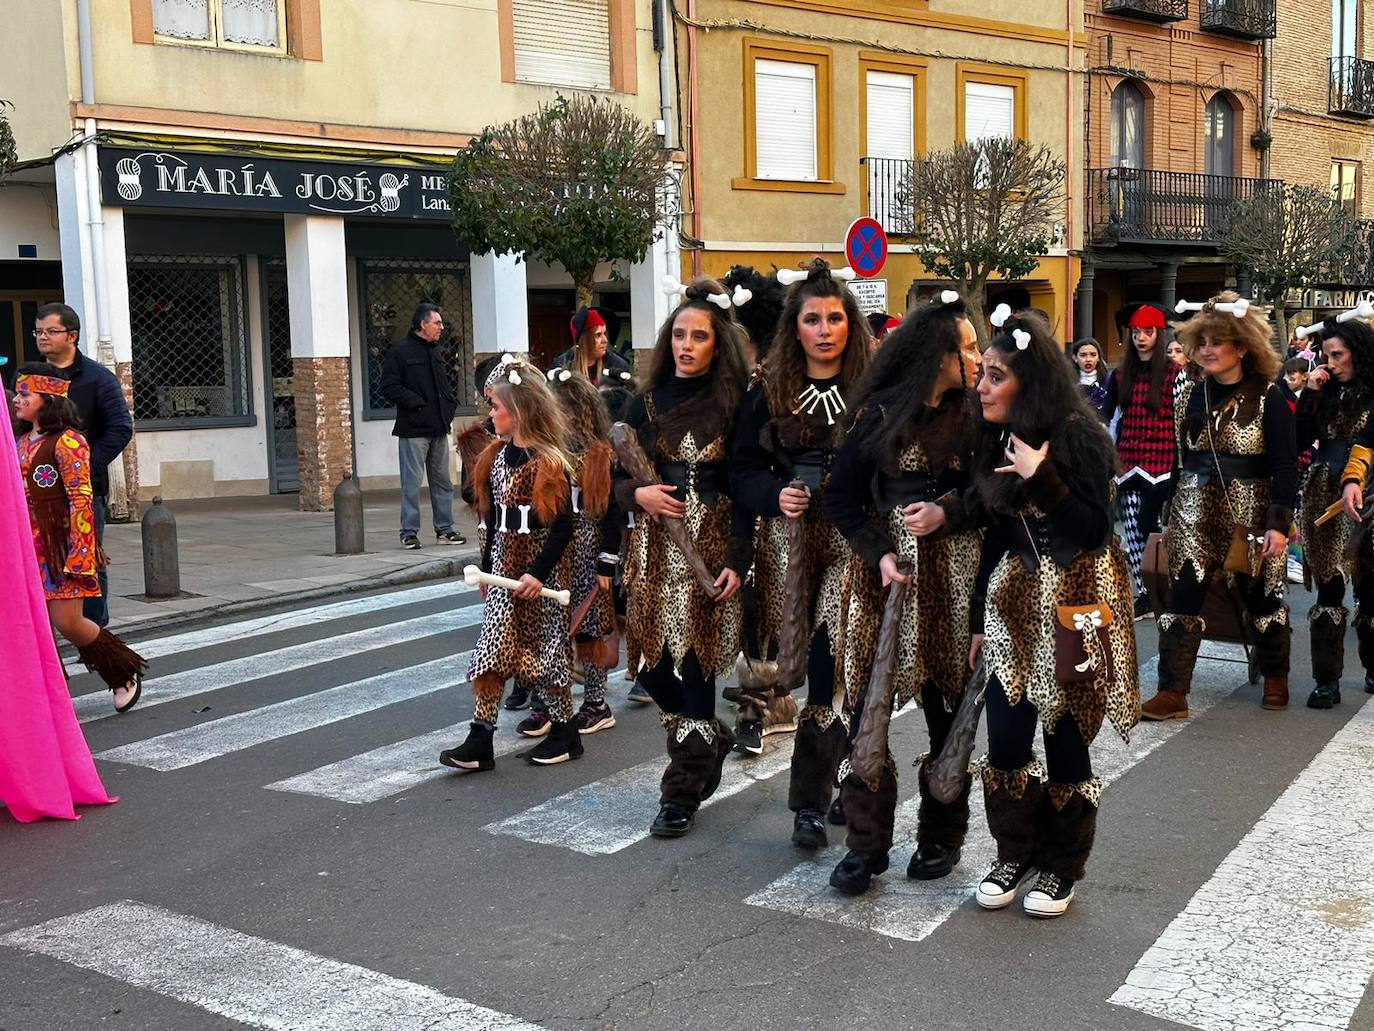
[463,565,570,606]
[1295,322,1325,340]
[547,368,572,382]
[832,267,858,282]
[989,303,1013,328]
[661,275,689,299]
[1337,299,1374,323]
[1012,329,1032,350]
[731,285,753,307]
[1215,298,1250,317]
[776,268,808,285]
[1175,299,1205,314]
[706,291,732,310]
[941,289,960,304]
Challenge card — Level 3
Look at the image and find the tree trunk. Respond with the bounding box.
[963,281,988,344]
[574,276,595,311]
[1272,297,1291,355]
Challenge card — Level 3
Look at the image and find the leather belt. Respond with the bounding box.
[1182,450,1268,482]
[656,460,728,505]
[874,470,959,510]
[790,448,829,491]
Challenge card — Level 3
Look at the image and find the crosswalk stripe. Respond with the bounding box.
[743,656,1240,942]
[266,675,634,804]
[126,581,471,661]
[483,706,914,856]
[97,655,470,771]
[0,901,544,1031]
[1109,699,1374,1031]
[74,602,486,724]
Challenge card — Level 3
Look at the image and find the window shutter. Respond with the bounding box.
[153,0,211,40]
[755,59,817,181]
[513,0,612,90]
[866,71,914,161]
[964,81,1015,142]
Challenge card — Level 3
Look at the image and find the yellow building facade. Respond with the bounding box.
[675,0,1086,334]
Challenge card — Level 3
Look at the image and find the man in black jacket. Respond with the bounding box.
[379,304,465,549]
[34,303,134,627]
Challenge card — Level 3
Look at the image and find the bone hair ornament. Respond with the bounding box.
[547,368,572,382]
[1295,322,1325,340]
[1175,299,1206,314]
[705,291,733,310]
[661,274,690,299]
[731,284,753,307]
[507,368,523,386]
[604,369,632,381]
[463,564,570,606]
[989,303,1013,328]
[1337,299,1374,323]
[940,289,960,304]
[1011,329,1032,350]
[1214,298,1251,317]
[776,265,857,286]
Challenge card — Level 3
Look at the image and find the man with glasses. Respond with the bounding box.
[379,303,465,550]
[32,303,134,628]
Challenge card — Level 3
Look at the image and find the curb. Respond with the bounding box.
[110,550,478,641]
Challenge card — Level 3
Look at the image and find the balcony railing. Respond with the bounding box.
[1102,0,1188,22]
[1330,57,1374,119]
[1087,167,1282,246]
[1327,219,1374,287]
[1200,0,1276,39]
[862,156,916,235]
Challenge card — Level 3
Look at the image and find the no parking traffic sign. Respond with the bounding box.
[845,217,888,278]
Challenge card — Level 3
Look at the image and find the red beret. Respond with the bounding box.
[1127,305,1167,330]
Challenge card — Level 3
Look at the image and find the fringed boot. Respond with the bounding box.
[908,756,971,880]
[76,628,147,714]
[651,716,731,838]
[787,705,846,849]
[1307,605,1347,709]
[829,758,898,895]
[1024,780,1101,918]
[1253,608,1291,710]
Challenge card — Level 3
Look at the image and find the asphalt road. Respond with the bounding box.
[2,577,1371,1031]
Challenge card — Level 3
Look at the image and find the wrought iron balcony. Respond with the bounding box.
[1101,0,1188,23]
[1199,0,1276,40]
[1330,57,1374,119]
[861,156,916,236]
[1332,219,1374,286]
[1087,167,1281,246]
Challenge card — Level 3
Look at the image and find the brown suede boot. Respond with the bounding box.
[1262,676,1289,710]
[1140,689,1189,721]
[1144,614,1204,721]
[1253,614,1291,711]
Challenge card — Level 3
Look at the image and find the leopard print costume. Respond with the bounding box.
[1300,394,1370,587]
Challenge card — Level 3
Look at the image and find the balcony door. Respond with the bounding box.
[866,70,915,231]
[1204,94,1236,178]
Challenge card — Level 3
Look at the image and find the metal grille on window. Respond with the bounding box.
[127,255,252,427]
[360,260,475,419]
[262,260,298,492]
[153,0,211,40]
[221,0,281,46]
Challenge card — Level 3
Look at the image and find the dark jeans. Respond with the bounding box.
[640,647,716,720]
[83,495,110,628]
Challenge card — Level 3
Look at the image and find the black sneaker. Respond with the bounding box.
[401,534,421,551]
[438,722,495,772]
[1022,871,1076,917]
[791,809,827,849]
[976,859,1034,910]
[1365,672,1374,695]
[827,795,847,826]
[436,529,467,545]
[650,801,694,837]
[573,702,616,735]
[1307,681,1341,709]
[828,850,889,896]
[503,684,532,711]
[733,718,764,756]
[526,721,583,765]
[626,681,653,706]
[907,842,962,880]
[518,708,552,737]
[1133,595,1152,621]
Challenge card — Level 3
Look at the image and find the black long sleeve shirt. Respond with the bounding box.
[729,374,842,520]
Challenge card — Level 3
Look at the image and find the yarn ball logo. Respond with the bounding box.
[115,156,143,201]
[32,464,59,489]
[378,173,408,213]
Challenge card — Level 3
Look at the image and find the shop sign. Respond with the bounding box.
[99,147,452,220]
[849,278,888,315]
[1284,287,1374,310]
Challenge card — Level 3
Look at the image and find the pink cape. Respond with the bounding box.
[1,433,116,822]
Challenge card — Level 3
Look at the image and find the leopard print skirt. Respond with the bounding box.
[752,511,849,656]
[835,512,981,715]
[570,511,615,640]
[1301,465,1362,587]
[1168,474,1286,598]
[624,496,741,677]
[984,543,1139,745]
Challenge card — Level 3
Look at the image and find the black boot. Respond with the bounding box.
[908,760,971,880]
[787,709,846,815]
[652,717,719,837]
[838,763,898,879]
[439,722,495,772]
[526,720,584,765]
[650,802,694,837]
[828,850,890,896]
[701,720,735,801]
[791,809,827,849]
[503,683,532,710]
[1028,784,1099,916]
[1307,606,1347,709]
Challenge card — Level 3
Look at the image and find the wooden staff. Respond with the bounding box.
[849,560,912,785]
[773,479,813,693]
[463,565,570,605]
[609,421,722,599]
[928,656,987,804]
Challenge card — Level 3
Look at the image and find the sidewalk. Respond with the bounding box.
[101,490,480,633]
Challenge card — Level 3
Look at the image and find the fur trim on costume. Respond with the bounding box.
[839,762,899,856]
[1046,776,1103,810]
[1157,612,1206,634]
[982,770,1041,865]
[916,758,971,848]
[1035,789,1099,880]
[531,456,569,526]
[76,628,147,691]
[456,423,495,477]
[972,754,1048,800]
[471,439,503,518]
[788,713,845,812]
[578,440,613,519]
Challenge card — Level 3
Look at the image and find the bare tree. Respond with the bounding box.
[901,138,1065,339]
[1220,184,1357,345]
[448,94,670,310]
[0,101,17,178]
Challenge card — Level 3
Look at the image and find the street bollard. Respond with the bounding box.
[141,496,181,599]
[334,474,365,555]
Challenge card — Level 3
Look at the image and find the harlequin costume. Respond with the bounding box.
[730,369,854,845]
[615,374,751,837]
[822,389,983,893]
[15,372,145,704]
[952,411,1138,916]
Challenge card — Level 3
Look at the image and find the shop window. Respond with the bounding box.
[1111,80,1147,169]
[957,65,1028,144]
[153,0,286,53]
[735,40,840,194]
[511,0,612,89]
[127,256,253,429]
[360,260,476,420]
[1332,160,1359,216]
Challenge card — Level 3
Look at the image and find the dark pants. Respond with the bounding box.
[985,675,1092,783]
[639,646,716,719]
[83,495,110,629]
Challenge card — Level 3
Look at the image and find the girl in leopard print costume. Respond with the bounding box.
[439,362,580,772]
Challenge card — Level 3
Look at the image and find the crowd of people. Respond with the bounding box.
[431,264,1374,920]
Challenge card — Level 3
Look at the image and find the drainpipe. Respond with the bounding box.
[1259,38,1273,179]
[654,0,677,150]
[76,0,129,518]
[686,0,702,276]
[1064,0,1076,340]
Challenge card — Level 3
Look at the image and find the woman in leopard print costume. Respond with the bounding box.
[614,277,753,839]
[730,259,870,847]
[821,292,983,896]
[439,362,580,772]
[952,308,1138,919]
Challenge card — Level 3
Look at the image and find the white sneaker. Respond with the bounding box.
[976,860,1034,910]
[1022,871,1076,918]
[1286,556,1304,585]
